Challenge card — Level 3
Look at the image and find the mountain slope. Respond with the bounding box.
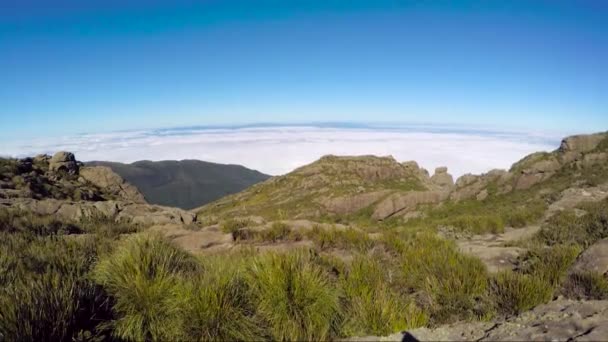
[88,160,270,209]
[196,154,455,222]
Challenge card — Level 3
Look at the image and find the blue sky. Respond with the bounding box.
[1,0,607,139]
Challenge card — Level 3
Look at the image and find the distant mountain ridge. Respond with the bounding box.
[87,159,270,209]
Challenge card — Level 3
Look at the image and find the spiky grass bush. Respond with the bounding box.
[220,218,253,234]
[306,225,375,252]
[490,271,553,315]
[177,258,263,341]
[93,233,200,341]
[400,233,490,323]
[340,256,427,336]
[0,233,111,341]
[519,244,581,288]
[563,271,608,300]
[247,249,341,341]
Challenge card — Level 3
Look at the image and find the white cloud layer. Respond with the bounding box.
[1,125,562,178]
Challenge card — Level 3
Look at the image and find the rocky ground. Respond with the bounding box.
[352,299,608,341]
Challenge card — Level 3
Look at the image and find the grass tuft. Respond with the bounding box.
[246,249,341,341]
[490,271,553,315]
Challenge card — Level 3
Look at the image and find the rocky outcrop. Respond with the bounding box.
[372,191,446,220]
[546,183,608,218]
[570,238,608,276]
[2,198,195,226]
[49,151,79,173]
[320,190,390,215]
[560,133,606,154]
[79,166,146,203]
[451,169,511,201]
[430,167,454,191]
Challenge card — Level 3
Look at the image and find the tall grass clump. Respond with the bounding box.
[340,256,427,336]
[400,233,490,323]
[519,244,581,288]
[93,233,200,341]
[563,271,608,300]
[0,233,111,341]
[220,218,254,237]
[306,225,375,251]
[246,249,341,341]
[177,258,263,341]
[490,271,553,316]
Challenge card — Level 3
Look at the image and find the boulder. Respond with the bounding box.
[455,173,478,188]
[79,166,146,203]
[430,167,454,190]
[560,133,606,154]
[49,151,79,173]
[372,191,445,220]
[320,191,390,215]
[570,238,608,275]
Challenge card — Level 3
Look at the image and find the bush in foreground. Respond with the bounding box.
[400,233,490,323]
[490,271,553,316]
[246,250,341,341]
[340,256,427,336]
[92,233,199,341]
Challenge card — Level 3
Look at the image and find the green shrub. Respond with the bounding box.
[306,225,375,251]
[400,233,490,323]
[443,215,504,234]
[340,256,427,336]
[563,271,608,300]
[246,249,341,341]
[259,221,292,242]
[220,218,253,234]
[490,271,553,315]
[0,233,111,341]
[519,245,581,288]
[537,199,608,247]
[177,259,263,341]
[93,233,200,341]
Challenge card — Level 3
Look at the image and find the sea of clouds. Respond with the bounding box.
[2,124,563,178]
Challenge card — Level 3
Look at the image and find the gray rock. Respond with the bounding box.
[49,151,79,173]
[372,191,446,220]
[430,167,454,190]
[79,166,146,203]
[570,238,608,275]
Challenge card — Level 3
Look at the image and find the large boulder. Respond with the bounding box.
[570,238,608,275]
[560,133,606,154]
[320,190,390,215]
[79,166,146,203]
[430,166,454,190]
[451,169,511,201]
[49,151,79,173]
[372,191,446,220]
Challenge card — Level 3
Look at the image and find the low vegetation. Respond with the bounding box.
[490,271,554,315]
[536,198,608,248]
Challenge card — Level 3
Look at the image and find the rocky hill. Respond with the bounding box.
[88,159,270,209]
[196,154,456,222]
[0,152,197,226]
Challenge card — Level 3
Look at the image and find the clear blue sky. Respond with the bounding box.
[1,0,607,139]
